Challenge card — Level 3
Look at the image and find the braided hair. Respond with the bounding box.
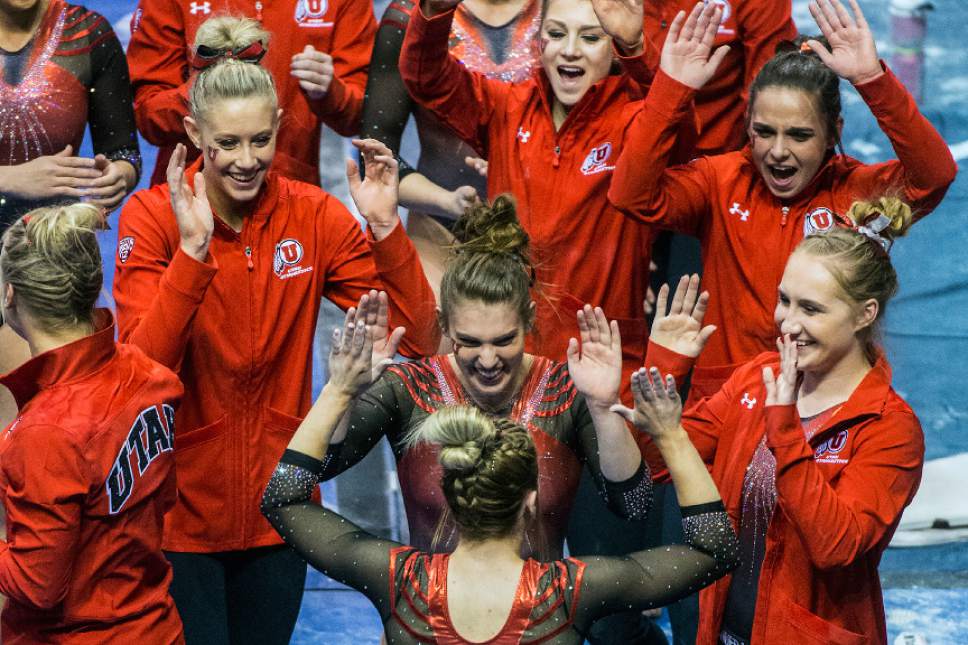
[409,406,538,542]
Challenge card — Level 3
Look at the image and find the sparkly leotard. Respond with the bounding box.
[320,355,653,559]
[263,449,739,644]
[361,0,539,204]
[0,0,140,229]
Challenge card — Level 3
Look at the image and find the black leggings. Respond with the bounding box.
[166,545,307,645]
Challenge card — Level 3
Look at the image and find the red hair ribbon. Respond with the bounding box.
[191,41,267,71]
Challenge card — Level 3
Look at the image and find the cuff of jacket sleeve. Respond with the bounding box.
[413,3,457,39]
[367,220,415,272]
[615,38,660,87]
[647,69,697,121]
[312,75,350,120]
[764,404,806,449]
[853,62,905,118]
[645,341,695,384]
[164,247,218,301]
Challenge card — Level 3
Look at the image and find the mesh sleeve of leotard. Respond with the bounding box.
[572,391,654,521]
[360,0,418,179]
[570,501,739,632]
[261,449,399,620]
[317,369,411,481]
[86,15,142,181]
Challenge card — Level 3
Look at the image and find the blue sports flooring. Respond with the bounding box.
[84,0,968,642]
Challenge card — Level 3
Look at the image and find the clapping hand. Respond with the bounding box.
[611,367,683,440]
[659,1,730,90]
[762,334,798,406]
[807,0,882,85]
[567,305,623,409]
[85,155,135,212]
[166,143,214,262]
[346,290,404,385]
[347,139,400,240]
[649,274,716,358]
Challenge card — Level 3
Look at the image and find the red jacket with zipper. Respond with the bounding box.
[113,164,438,552]
[609,67,957,399]
[126,0,376,185]
[642,0,797,155]
[0,311,184,644]
[400,5,689,387]
[645,342,924,645]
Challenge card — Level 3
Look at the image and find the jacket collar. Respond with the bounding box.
[822,353,894,429]
[184,158,283,234]
[533,67,633,131]
[0,308,117,409]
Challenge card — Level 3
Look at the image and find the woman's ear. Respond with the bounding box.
[525,301,537,332]
[436,306,447,334]
[184,116,202,149]
[829,116,844,150]
[854,297,879,333]
[524,489,538,517]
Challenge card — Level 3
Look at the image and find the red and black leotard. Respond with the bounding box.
[263,449,739,644]
[319,355,653,559]
[0,0,140,228]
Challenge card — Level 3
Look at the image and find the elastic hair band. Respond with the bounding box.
[855,212,893,252]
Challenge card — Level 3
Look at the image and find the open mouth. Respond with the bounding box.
[794,339,814,348]
[557,65,585,82]
[769,165,797,186]
[474,366,504,385]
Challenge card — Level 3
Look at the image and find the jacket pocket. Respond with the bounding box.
[774,594,869,645]
[170,415,231,543]
[265,407,304,437]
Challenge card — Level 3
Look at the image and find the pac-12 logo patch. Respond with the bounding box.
[274,238,313,279]
[803,207,836,237]
[580,142,614,176]
[118,236,135,264]
[295,0,333,27]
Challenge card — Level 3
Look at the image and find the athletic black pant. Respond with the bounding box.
[166,545,307,645]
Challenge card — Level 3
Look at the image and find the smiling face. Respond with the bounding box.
[774,251,876,375]
[539,0,613,112]
[445,299,529,410]
[186,97,279,212]
[748,86,838,200]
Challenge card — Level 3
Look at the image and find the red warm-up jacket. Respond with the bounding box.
[609,67,957,399]
[401,5,689,387]
[642,0,796,154]
[126,0,376,185]
[113,165,438,552]
[646,342,924,645]
[0,311,183,644]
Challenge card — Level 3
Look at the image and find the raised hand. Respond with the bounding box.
[590,0,644,53]
[649,274,716,358]
[807,0,882,85]
[611,367,683,440]
[347,290,404,384]
[347,139,400,241]
[567,305,623,408]
[291,45,334,100]
[327,316,375,399]
[167,143,214,262]
[660,2,730,90]
[762,334,798,406]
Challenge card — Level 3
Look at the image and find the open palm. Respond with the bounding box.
[590,0,643,50]
[807,0,881,84]
[567,305,623,407]
[347,290,404,384]
[649,274,716,358]
[659,1,730,90]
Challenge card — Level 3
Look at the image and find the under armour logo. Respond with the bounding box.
[189,1,211,14]
[740,392,757,409]
[517,127,531,143]
[729,202,750,222]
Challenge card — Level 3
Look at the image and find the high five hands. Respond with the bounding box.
[340,290,405,388]
[660,1,730,90]
[649,274,716,358]
[611,367,683,442]
[807,0,883,85]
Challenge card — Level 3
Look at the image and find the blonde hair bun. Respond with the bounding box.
[847,196,914,242]
[414,407,497,473]
[193,15,270,52]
